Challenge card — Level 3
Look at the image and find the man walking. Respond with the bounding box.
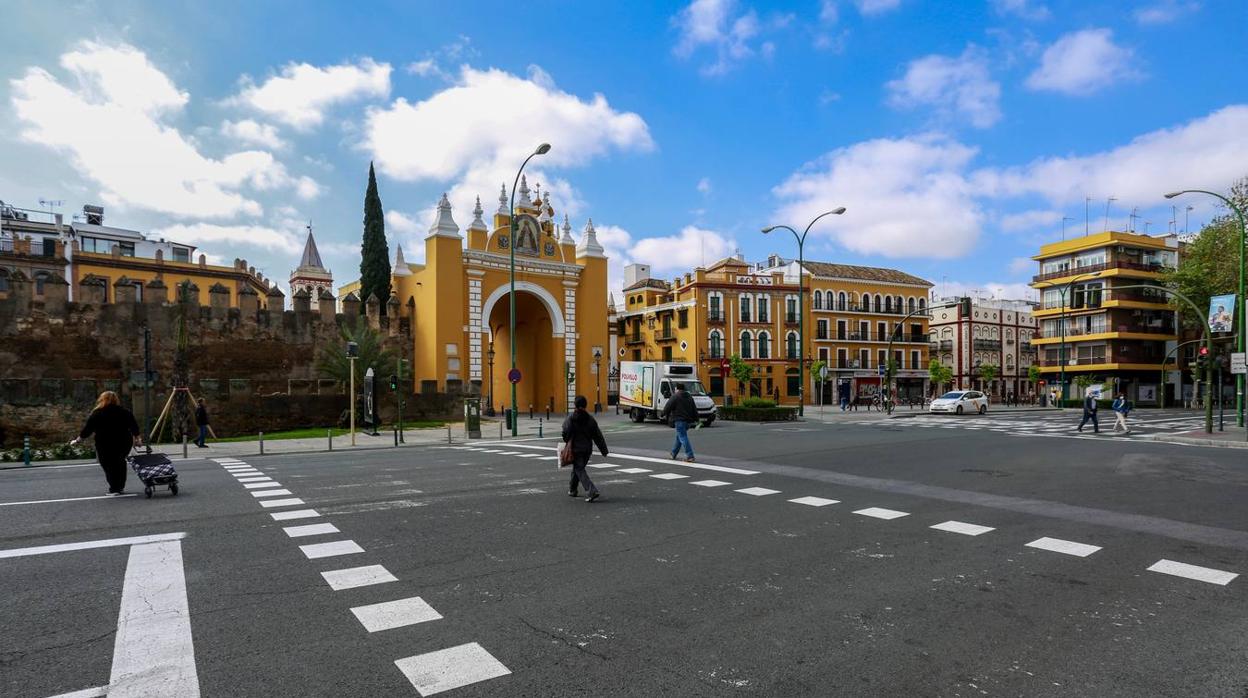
[1077,390,1099,433]
[1111,392,1132,434]
[194,398,210,448]
[562,396,607,502]
[662,383,698,462]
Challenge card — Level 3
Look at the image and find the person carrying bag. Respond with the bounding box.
[561,395,607,502]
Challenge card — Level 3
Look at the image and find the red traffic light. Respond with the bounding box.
[1199,346,1210,356]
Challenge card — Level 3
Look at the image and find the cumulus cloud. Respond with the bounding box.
[1025,29,1141,95]
[1000,209,1061,233]
[854,0,901,15]
[1134,0,1200,25]
[9,41,308,219]
[363,64,651,227]
[632,226,736,274]
[151,222,303,254]
[671,0,790,76]
[990,0,1050,20]
[886,47,1001,128]
[221,119,286,149]
[230,57,391,130]
[772,134,984,259]
[385,210,423,236]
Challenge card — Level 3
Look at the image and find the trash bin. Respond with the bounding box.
[464,398,482,439]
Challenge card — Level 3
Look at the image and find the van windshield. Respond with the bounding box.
[672,380,707,396]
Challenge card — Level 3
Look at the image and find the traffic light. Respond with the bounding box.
[389,374,398,391]
[1196,346,1210,371]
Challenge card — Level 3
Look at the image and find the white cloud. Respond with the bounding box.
[1025,29,1141,96]
[696,177,712,194]
[886,47,1001,128]
[221,119,286,149]
[936,280,1038,302]
[1000,209,1060,232]
[230,58,391,130]
[9,41,303,219]
[632,226,736,275]
[672,0,788,76]
[990,0,1050,20]
[1134,1,1200,25]
[151,222,303,254]
[406,59,443,78]
[294,176,322,200]
[854,0,901,15]
[364,65,652,225]
[819,0,838,23]
[1007,257,1035,275]
[772,134,984,259]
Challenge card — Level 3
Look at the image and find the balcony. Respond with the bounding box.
[1032,260,1173,284]
[973,339,1002,351]
[654,328,677,341]
[625,335,646,346]
[1036,323,1175,340]
[706,311,725,325]
[784,314,799,327]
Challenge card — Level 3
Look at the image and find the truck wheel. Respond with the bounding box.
[630,407,644,423]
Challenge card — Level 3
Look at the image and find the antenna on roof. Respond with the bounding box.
[1128,206,1139,233]
[38,198,63,214]
[1102,196,1116,233]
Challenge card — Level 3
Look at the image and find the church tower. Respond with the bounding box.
[289,223,334,299]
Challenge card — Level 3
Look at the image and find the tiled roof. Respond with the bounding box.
[801,261,932,287]
[623,278,671,292]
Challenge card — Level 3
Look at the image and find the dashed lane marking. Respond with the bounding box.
[259,498,305,508]
[503,443,760,475]
[1026,537,1102,557]
[322,565,398,591]
[251,489,293,498]
[243,482,283,489]
[282,523,340,538]
[651,473,690,480]
[236,477,273,483]
[394,642,511,696]
[1147,559,1239,586]
[270,509,321,521]
[735,487,781,496]
[350,597,443,633]
[788,496,840,507]
[587,463,618,469]
[616,468,653,474]
[930,521,995,536]
[690,480,732,487]
[299,540,365,560]
[854,507,910,520]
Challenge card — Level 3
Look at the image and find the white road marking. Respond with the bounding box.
[322,564,397,591]
[651,473,690,480]
[587,463,618,469]
[230,471,261,476]
[616,468,653,474]
[735,487,780,496]
[110,539,199,697]
[690,480,732,487]
[496,451,524,455]
[503,443,759,475]
[0,494,137,507]
[350,597,443,633]
[539,456,559,461]
[1147,559,1239,586]
[480,449,504,453]
[1026,537,1101,557]
[236,477,272,483]
[788,496,839,507]
[854,507,910,520]
[243,482,283,489]
[259,498,305,508]
[515,454,541,458]
[394,642,511,696]
[251,489,293,498]
[930,521,995,536]
[0,532,186,559]
[46,687,107,698]
[283,523,340,538]
[300,540,364,559]
[270,509,320,521]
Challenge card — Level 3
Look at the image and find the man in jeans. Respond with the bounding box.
[194,398,210,448]
[1077,391,1099,433]
[662,384,698,462]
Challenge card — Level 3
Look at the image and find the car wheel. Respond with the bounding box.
[955,405,963,415]
[979,404,987,415]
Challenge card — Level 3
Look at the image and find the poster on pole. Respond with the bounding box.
[1208,294,1235,333]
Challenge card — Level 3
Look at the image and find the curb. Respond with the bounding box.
[1144,434,1248,449]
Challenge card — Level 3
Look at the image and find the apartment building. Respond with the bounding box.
[1029,231,1179,404]
[928,297,1039,399]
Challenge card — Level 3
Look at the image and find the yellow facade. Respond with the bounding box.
[71,250,272,306]
[616,257,932,405]
[382,187,609,411]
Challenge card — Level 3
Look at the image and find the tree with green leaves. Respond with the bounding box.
[316,323,396,387]
[359,162,392,314]
[1028,364,1043,392]
[1163,176,1247,329]
[729,353,755,397]
[929,359,952,396]
[811,359,827,403]
[977,364,999,398]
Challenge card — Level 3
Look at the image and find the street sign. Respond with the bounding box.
[1231,352,1247,375]
[507,368,522,384]
[720,358,730,373]
[819,364,829,380]
[877,364,885,377]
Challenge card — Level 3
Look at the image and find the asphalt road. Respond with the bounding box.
[3,412,1247,696]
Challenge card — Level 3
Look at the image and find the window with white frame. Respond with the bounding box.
[757,331,770,359]
[739,295,752,323]
[739,331,752,358]
[758,295,770,323]
[709,330,723,358]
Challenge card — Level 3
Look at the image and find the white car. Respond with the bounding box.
[929,390,989,415]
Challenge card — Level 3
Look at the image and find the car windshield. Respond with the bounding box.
[673,380,708,396]
[939,392,966,399]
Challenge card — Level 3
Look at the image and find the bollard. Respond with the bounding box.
[23,435,31,466]
[529,404,534,420]
[499,419,504,440]
[394,426,399,446]
[259,432,265,455]
[447,425,452,444]
[328,429,333,452]
[539,418,543,438]
[182,434,188,460]
[545,408,550,421]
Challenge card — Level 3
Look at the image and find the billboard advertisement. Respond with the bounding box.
[1208,294,1235,333]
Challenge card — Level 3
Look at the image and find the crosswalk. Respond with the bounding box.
[840,413,1207,441]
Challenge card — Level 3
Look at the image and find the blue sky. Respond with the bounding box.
[2,0,1246,302]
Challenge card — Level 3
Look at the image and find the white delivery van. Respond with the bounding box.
[619,361,717,426]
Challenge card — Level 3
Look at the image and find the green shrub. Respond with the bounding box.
[0,442,96,463]
[739,397,778,408]
[718,406,796,422]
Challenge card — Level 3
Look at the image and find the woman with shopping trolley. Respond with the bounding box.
[71,391,141,496]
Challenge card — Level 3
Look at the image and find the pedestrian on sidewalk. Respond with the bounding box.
[194,398,210,448]
[662,383,698,462]
[1077,390,1100,433]
[1111,392,1132,434]
[561,395,607,502]
[70,391,141,496]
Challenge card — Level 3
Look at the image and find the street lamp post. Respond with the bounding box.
[884,304,932,414]
[1166,190,1248,426]
[1037,271,1103,403]
[346,341,359,446]
[509,143,551,436]
[762,207,847,416]
[594,348,602,413]
[486,341,496,417]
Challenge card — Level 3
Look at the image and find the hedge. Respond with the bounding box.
[739,397,778,408]
[717,406,797,422]
[0,442,97,463]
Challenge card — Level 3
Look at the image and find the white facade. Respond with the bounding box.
[929,297,1039,399]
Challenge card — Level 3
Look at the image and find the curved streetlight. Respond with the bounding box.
[509,143,551,435]
[1035,270,1103,403]
[884,303,932,414]
[762,207,847,416]
[1166,189,1247,427]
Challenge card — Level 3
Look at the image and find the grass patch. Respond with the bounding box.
[212,422,448,442]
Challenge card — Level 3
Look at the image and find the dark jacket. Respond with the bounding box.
[195,405,209,426]
[661,390,699,423]
[562,410,608,456]
[80,404,140,457]
[1083,396,1098,414]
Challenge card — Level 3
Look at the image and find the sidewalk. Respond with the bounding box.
[1147,426,1248,449]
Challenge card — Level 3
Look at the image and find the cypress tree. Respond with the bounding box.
[359,161,392,314]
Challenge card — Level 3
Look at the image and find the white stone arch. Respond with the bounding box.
[480,281,567,337]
